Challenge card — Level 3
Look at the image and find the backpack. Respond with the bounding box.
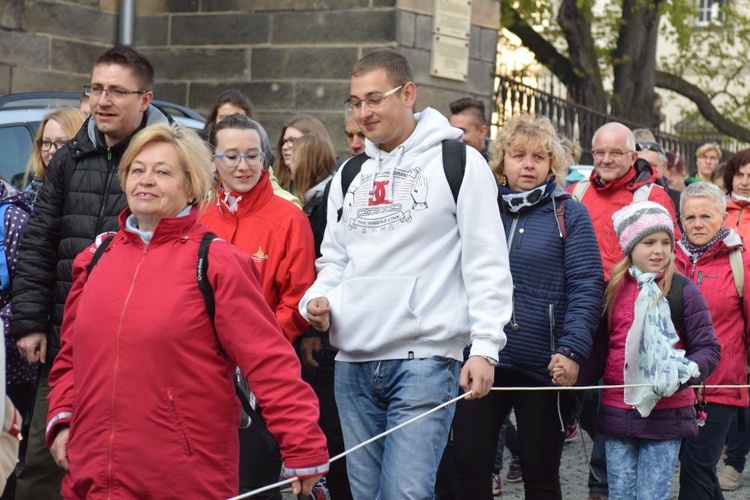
[334,139,467,222]
[85,233,255,427]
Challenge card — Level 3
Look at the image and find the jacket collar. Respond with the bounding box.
[214,170,273,218]
[591,158,658,193]
[118,205,199,245]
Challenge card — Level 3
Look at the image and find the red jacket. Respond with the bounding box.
[567,164,680,279]
[199,171,316,342]
[47,209,328,499]
[675,233,750,407]
[726,197,750,246]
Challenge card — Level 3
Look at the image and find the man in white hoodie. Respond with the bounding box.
[300,48,513,499]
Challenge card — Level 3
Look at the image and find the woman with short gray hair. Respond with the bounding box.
[675,181,750,499]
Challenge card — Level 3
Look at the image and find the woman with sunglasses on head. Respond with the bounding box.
[198,114,318,499]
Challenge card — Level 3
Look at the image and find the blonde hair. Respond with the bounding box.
[275,115,332,192]
[25,107,87,183]
[489,114,570,187]
[603,254,675,321]
[119,123,212,206]
[292,133,336,205]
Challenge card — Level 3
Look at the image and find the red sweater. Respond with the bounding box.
[199,171,316,342]
[567,166,680,280]
[47,209,328,499]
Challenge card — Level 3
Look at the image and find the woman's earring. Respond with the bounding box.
[502,177,507,186]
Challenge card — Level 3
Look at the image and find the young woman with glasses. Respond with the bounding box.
[274,115,334,196]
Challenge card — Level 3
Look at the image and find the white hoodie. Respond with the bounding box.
[300,108,512,362]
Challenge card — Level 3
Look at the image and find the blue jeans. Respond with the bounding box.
[679,403,736,500]
[605,436,680,500]
[335,358,460,500]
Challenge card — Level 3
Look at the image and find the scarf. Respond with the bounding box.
[623,267,700,417]
[501,177,557,213]
[680,226,730,261]
[731,193,750,207]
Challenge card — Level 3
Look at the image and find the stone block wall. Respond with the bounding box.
[0,0,499,155]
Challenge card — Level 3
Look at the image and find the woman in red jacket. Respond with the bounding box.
[46,123,328,499]
[674,181,750,499]
[199,114,318,499]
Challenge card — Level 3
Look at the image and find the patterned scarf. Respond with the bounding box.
[679,226,730,261]
[500,177,557,213]
[731,193,750,207]
[623,267,700,417]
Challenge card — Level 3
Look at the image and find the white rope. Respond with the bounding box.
[228,382,750,499]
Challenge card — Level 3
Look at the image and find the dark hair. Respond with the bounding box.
[449,97,487,126]
[93,46,154,90]
[351,48,413,87]
[204,89,255,131]
[665,151,685,175]
[723,148,750,195]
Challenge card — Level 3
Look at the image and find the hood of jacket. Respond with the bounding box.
[591,158,659,193]
[75,104,172,159]
[362,107,461,198]
[0,180,31,213]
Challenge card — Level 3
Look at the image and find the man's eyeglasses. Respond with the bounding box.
[213,152,266,168]
[344,85,403,114]
[83,85,148,99]
[36,139,67,152]
[636,142,665,155]
[591,149,632,160]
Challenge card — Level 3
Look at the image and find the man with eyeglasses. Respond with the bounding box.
[10,46,171,500]
[300,48,512,499]
[567,122,680,500]
[687,142,722,185]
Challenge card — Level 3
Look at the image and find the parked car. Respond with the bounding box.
[0,92,204,187]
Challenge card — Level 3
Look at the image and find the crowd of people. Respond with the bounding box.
[0,43,746,500]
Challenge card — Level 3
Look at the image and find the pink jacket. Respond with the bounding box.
[674,232,750,407]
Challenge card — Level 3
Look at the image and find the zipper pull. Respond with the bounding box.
[107,148,112,161]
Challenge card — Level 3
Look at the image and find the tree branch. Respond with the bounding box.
[655,70,750,142]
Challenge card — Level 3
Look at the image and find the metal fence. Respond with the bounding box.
[491,75,729,170]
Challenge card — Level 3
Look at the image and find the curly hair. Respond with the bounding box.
[723,148,750,196]
[489,114,570,187]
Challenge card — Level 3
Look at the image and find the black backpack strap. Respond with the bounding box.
[441,139,466,204]
[85,234,115,277]
[196,232,257,427]
[336,152,368,222]
[666,272,687,333]
[197,232,217,325]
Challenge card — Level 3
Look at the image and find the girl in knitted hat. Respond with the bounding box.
[586,200,720,499]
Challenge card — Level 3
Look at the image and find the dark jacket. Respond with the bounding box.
[591,273,720,440]
[498,189,604,384]
[10,106,171,363]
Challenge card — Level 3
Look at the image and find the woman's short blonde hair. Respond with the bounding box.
[489,114,571,186]
[25,107,87,183]
[119,123,212,206]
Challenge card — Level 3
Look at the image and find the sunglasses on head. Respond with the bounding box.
[636,142,665,155]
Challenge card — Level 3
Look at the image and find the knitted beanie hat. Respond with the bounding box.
[612,201,674,255]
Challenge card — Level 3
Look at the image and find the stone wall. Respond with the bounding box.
[0,0,499,155]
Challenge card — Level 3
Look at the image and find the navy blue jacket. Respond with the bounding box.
[498,189,604,384]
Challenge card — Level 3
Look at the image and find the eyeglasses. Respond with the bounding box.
[344,85,403,114]
[213,152,266,168]
[591,149,632,160]
[83,85,147,99]
[281,137,297,148]
[36,139,67,152]
[636,142,665,155]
